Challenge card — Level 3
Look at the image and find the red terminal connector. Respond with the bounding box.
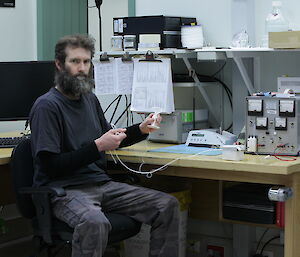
[277,144,288,148]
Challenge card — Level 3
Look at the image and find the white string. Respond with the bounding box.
[110,152,118,164]
[108,122,220,177]
[110,148,220,178]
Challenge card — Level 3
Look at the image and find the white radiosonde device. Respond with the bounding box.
[246,96,300,155]
[149,110,209,143]
[185,129,237,147]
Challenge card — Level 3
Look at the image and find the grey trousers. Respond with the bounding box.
[51,181,179,257]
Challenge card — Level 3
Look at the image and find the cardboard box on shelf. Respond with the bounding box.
[269,31,300,49]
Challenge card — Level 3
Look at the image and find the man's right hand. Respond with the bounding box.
[94,128,127,152]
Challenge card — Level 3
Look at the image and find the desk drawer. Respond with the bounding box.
[223,183,276,224]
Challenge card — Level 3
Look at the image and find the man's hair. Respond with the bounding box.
[55,34,95,65]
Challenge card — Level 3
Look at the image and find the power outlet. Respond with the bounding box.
[207,245,224,257]
[187,240,201,253]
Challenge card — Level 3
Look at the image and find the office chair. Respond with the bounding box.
[10,138,141,257]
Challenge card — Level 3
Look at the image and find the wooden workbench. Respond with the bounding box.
[1,138,300,256]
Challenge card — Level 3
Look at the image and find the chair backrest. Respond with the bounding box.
[10,138,36,218]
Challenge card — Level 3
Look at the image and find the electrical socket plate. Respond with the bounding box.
[187,240,201,253]
[207,245,224,257]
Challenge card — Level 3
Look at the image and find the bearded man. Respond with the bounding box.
[29,34,179,257]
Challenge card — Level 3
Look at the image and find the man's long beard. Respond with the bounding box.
[55,70,94,98]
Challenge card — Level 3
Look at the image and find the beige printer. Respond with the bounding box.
[148,109,209,144]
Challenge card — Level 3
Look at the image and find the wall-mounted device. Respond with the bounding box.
[185,129,237,148]
[148,109,208,144]
[245,96,300,155]
[0,0,15,7]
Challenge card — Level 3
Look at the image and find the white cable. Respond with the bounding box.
[110,148,220,178]
[138,161,145,172]
[109,121,220,176]
[110,152,118,164]
[112,150,179,178]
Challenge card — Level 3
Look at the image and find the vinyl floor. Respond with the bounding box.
[0,236,122,257]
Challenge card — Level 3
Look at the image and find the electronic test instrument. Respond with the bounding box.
[246,96,300,155]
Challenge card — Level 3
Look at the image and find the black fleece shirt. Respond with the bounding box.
[29,87,147,187]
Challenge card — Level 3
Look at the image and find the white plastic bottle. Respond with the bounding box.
[262,1,289,47]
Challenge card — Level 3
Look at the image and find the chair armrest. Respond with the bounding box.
[19,186,66,197]
[109,173,140,184]
[18,185,66,245]
[32,193,53,244]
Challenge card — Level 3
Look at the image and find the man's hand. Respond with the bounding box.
[94,128,127,151]
[139,113,162,134]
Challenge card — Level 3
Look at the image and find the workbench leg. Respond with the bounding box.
[232,224,255,257]
[284,172,300,257]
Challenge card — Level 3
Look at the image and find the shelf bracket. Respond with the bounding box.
[232,56,255,95]
[182,57,219,127]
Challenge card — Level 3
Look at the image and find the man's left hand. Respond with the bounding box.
[139,113,162,134]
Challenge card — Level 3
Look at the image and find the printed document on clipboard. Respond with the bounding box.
[93,58,133,95]
[130,58,175,114]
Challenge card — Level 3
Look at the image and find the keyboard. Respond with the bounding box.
[0,135,31,148]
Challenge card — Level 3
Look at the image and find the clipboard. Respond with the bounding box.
[99,52,110,62]
[139,50,162,62]
[121,52,133,62]
[99,52,133,62]
[130,56,174,114]
[93,55,133,95]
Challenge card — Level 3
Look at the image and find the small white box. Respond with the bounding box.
[138,34,161,51]
[222,145,245,161]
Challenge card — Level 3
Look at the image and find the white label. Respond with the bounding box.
[124,41,134,48]
[265,101,277,110]
[118,19,123,33]
[113,20,119,33]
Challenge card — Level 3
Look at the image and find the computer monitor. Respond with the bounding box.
[0,61,55,121]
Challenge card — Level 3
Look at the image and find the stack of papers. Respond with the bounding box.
[93,56,175,114]
[93,58,134,95]
[149,144,222,156]
[131,58,175,114]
